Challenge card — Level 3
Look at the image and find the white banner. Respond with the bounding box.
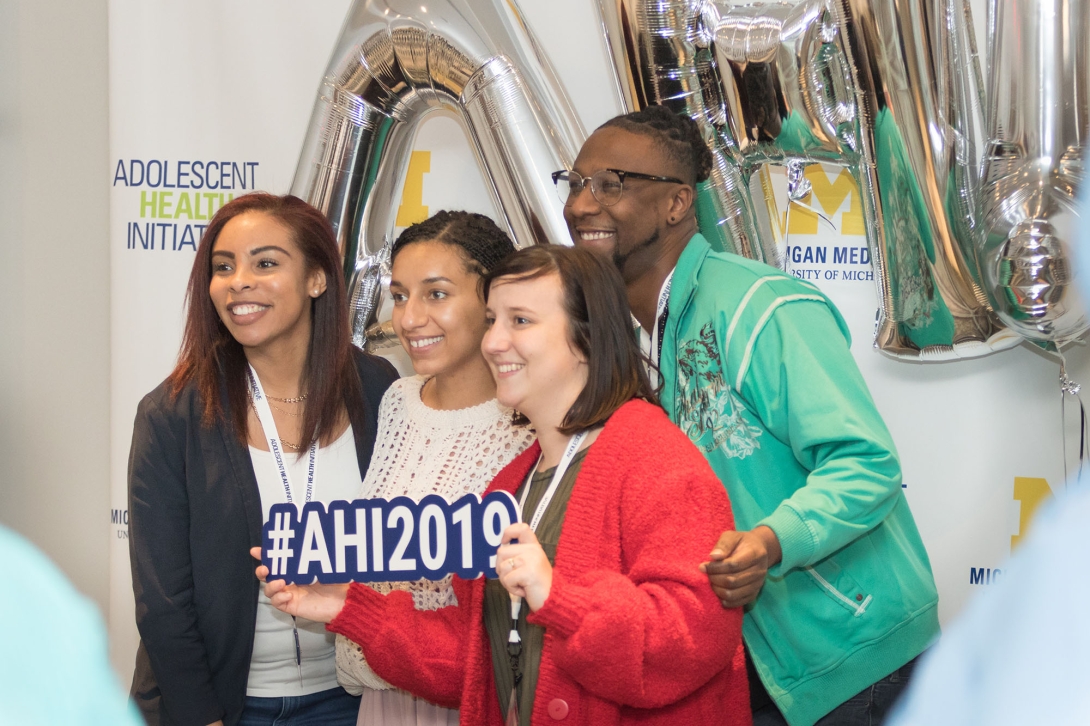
[107,0,355,679]
[108,0,1090,683]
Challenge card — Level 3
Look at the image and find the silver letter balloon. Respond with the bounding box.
[290,0,585,347]
[595,0,1087,360]
[294,0,1087,357]
[980,0,1089,347]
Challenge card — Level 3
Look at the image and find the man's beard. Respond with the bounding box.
[611,230,659,276]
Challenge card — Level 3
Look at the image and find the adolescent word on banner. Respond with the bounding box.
[261,492,519,584]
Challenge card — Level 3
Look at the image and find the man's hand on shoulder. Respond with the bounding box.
[700,526,782,608]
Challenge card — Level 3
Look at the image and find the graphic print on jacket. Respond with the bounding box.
[675,322,763,459]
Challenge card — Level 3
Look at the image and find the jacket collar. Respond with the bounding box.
[658,233,712,413]
[670,232,713,320]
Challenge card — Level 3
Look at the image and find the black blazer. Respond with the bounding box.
[128,349,398,726]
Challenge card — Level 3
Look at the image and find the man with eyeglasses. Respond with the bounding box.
[557,105,939,726]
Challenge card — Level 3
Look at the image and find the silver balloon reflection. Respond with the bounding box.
[979,0,1089,345]
[595,0,779,265]
[291,0,585,347]
[597,0,1035,360]
[702,0,1019,360]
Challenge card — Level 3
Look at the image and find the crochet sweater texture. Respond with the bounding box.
[328,399,751,725]
[336,375,535,692]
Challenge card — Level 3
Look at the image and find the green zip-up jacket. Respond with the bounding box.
[658,235,939,726]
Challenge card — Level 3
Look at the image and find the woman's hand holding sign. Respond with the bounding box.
[496,523,553,612]
[251,546,349,623]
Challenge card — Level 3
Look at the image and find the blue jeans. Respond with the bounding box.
[238,686,360,726]
[751,657,918,726]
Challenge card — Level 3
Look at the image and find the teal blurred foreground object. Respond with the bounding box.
[0,526,143,725]
[887,481,1090,725]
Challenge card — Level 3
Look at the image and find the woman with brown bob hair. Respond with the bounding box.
[256,244,751,725]
[129,193,397,726]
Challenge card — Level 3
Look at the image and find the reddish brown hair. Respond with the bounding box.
[483,245,658,434]
[167,193,364,449]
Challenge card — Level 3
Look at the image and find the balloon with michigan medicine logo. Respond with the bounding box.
[290,0,586,348]
[595,0,1013,361]
[294,0,1088,358]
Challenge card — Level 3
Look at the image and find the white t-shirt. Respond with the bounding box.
[246,424,361,697]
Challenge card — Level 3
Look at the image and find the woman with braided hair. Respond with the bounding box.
[335,210,536,725]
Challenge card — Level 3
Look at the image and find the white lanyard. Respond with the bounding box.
[648,270,674,389]
[507,429,589,656]
[518,430,588,532]
[246,364,316,505]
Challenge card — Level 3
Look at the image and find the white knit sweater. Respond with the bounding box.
[336,375,536,693]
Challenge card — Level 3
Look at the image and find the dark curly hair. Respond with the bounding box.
[598,105,713,186]
[392,210,515,275]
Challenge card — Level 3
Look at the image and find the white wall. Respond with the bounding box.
[0,0,112,613]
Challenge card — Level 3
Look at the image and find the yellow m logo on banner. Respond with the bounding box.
[1011,476,1053,550]
[780,167,865,236]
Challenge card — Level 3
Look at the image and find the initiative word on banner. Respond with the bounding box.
[261,492,519,584]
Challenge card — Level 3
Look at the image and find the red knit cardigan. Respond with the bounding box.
[328,399,751,725]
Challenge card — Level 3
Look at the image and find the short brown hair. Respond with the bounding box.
[483,245,658,434]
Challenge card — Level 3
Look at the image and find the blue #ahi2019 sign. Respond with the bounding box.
[261,492,520,583]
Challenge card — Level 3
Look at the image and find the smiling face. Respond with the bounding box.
[564,127,687,280]
[208,211,326,358]
[389,240,490,380]
[482,272,589,429]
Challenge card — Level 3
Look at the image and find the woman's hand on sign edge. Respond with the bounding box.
[251,546,270,582]
[249,546,348,623]
[496,523,553,612]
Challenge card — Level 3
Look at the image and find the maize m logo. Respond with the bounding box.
[969,477,1053,586]
[779,166,864,236]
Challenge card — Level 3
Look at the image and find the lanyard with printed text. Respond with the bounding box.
[518,430,588,533]
[648,270,674,389]
[506,428,590,706]
[246,364,316,505]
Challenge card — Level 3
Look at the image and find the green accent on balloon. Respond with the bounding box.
[344,115,397,284]
[873,109,957,349]
[695,183,731,255]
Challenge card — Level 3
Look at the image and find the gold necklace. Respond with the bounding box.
[249,398,305,449]
[267,392,308,403]
[269,401,304,417]
[279,436,304,450]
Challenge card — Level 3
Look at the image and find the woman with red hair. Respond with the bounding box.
[128,193,397,726]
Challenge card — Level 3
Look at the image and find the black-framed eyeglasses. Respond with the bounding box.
[551,168,685,207]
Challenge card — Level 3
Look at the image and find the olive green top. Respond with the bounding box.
[483,448,587,725]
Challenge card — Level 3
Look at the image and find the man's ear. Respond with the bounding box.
[667,184,695,224]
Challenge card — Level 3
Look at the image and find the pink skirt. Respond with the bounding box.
[358,687,460,726]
